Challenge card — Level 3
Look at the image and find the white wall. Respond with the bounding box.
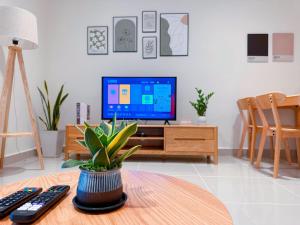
[2,0,300,154]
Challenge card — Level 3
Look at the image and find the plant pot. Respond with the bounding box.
[40,130,65,157]
[197,116,207,124]
[76,168,123,206]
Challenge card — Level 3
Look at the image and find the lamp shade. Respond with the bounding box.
[0,6,38,50]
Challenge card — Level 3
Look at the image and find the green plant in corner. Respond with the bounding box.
[61,115,141,172]
[37,81,69,131]
[190,88,214,116]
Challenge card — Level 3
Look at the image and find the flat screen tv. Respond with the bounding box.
[102,77,177,120]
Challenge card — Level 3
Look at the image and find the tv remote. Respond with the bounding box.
[0,187,42,219]
[10,185,70,224]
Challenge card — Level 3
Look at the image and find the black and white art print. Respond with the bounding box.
[113,16,137,52]
[160,13,189,56]
[87,26,108,55]
[142,11,157,33]
[142,36,157,59]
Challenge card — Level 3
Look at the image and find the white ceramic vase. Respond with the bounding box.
[197,116,207,124]
[40,130,65,157]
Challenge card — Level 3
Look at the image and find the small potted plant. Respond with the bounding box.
[62,115,141,209]
[38,81,68,157]
[190,88,214,124]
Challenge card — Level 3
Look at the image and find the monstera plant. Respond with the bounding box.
[62,115,141,208]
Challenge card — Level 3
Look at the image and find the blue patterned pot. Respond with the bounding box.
[76,168,123,206]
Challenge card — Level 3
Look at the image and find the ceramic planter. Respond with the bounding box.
[40,130,65,157]
[197,116,207,124]
[76,168,123,206]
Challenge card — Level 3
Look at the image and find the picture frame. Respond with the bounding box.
[142,36,157,59]
[142,11,157,33]
[113,16,138,52]
[160,13,189,56]
[87,26,108,55]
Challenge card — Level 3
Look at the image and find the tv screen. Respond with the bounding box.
[102,77,177,120]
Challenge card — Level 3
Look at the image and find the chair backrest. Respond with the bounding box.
[255,92,286,128]
[237,97,257,127]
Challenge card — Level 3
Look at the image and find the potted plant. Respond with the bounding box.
[61,115,141,208]
[38,81,68,157]
[190,88,214,124]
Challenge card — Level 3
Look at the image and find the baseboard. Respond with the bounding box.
[4,148,37,165]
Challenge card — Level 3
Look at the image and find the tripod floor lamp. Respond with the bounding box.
[0,6,44,169]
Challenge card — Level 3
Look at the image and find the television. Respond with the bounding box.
[102,77,177,121]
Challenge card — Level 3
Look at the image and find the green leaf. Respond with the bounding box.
[84,128,103,155]
[61,159,85,168]
[60,93,69,105]
[111,113,117,137]
[37,87,50,129]
[44,80,49,95]
[99,121,112,136]
[117,145,141,163]
[92,148,110,167]
[76,140,87,148]
[38,116,48,129]
[107,122,138,159]
[52,85,64,130]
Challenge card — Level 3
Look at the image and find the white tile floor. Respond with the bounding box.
[1,153,300,225]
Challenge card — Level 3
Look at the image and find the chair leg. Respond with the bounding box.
[283,139,292,165]
[250,128,256,164]
[273,135,282,178]
[237,125,248,158]
[269,136,274,159]
[256,129,267,168]
[296,138,300,168]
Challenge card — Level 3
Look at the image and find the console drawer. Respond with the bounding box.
[165,127,215,140]
[165,138,215,152]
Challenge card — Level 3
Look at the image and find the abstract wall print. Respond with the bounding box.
[142,11,157,33]
[113,16,137,52]
[160,13,189,56]
[142,36,157,59]
[87,26,108,55]
[247,34,268,62]
[273,33,294,62]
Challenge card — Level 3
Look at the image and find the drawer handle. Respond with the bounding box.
[174,138,206,141]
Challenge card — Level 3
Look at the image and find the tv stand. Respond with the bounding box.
[64,124,218,163]
[164,120,170,125]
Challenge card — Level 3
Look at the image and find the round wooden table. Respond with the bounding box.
[0,170,233,225]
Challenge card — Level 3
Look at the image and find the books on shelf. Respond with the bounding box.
[76,102,90,124]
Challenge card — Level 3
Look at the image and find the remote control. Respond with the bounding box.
[10,185,70,224]
[0,187,42,219]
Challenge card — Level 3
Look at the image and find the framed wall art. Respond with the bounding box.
[142,11,157,33]
[113,16,138,52]
[160,13,189,56]
[142,36,157,59]
[273,33,294,62]
[87,26,108,55]
[247,33,268,62]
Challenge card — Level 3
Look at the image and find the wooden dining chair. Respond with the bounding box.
[255,92,299,178]
[237,97,273,163]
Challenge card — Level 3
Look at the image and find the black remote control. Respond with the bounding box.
[10,185,70,224]
[0,187,42,219]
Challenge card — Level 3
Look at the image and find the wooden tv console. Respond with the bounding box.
[64,124,218,164]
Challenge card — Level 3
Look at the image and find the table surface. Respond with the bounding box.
[0,170,232,225]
